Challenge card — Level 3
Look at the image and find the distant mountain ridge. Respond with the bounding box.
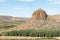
[0,15,29,27]
[0,15,28,22]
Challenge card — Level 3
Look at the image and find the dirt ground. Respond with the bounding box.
[0,36,60,40]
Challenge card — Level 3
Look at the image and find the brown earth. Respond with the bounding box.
[0,36,60,40]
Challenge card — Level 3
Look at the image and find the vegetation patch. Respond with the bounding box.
[1,29,60,37]
[0,25,16,29]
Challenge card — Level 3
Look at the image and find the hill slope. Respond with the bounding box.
[6,9,60,30]
[0,15,28,30]
[1,9,60,33]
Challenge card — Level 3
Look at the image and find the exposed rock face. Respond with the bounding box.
[32,9,47,20]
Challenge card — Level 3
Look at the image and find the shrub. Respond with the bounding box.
[2,29,60,37]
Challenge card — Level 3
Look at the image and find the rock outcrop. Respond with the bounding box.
[32,9,47,20]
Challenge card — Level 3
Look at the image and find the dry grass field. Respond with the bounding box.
[0,36,59,40]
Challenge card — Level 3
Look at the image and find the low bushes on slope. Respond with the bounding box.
[1,29,60,37]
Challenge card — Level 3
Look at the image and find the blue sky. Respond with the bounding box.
[0,0,60,17]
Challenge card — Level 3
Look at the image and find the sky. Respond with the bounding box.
[0,0,60,17]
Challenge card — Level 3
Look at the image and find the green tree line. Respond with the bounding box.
[2,29,60,37]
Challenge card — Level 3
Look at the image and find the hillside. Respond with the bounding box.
[0,8,60,33]
[12,9,60,30]
[0,16,28,30]
[0,15,28,22]
[5,9,60,30]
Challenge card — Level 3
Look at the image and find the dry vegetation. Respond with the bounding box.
[0,36,59,40]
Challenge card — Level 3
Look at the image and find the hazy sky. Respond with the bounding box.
[0,0,60,17]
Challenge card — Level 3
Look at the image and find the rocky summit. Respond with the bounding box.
[32,9,47,20]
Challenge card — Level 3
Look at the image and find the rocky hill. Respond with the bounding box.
[1,8,60,33]
[9,8,60,30]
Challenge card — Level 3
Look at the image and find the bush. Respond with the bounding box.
[2,29,60,37]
